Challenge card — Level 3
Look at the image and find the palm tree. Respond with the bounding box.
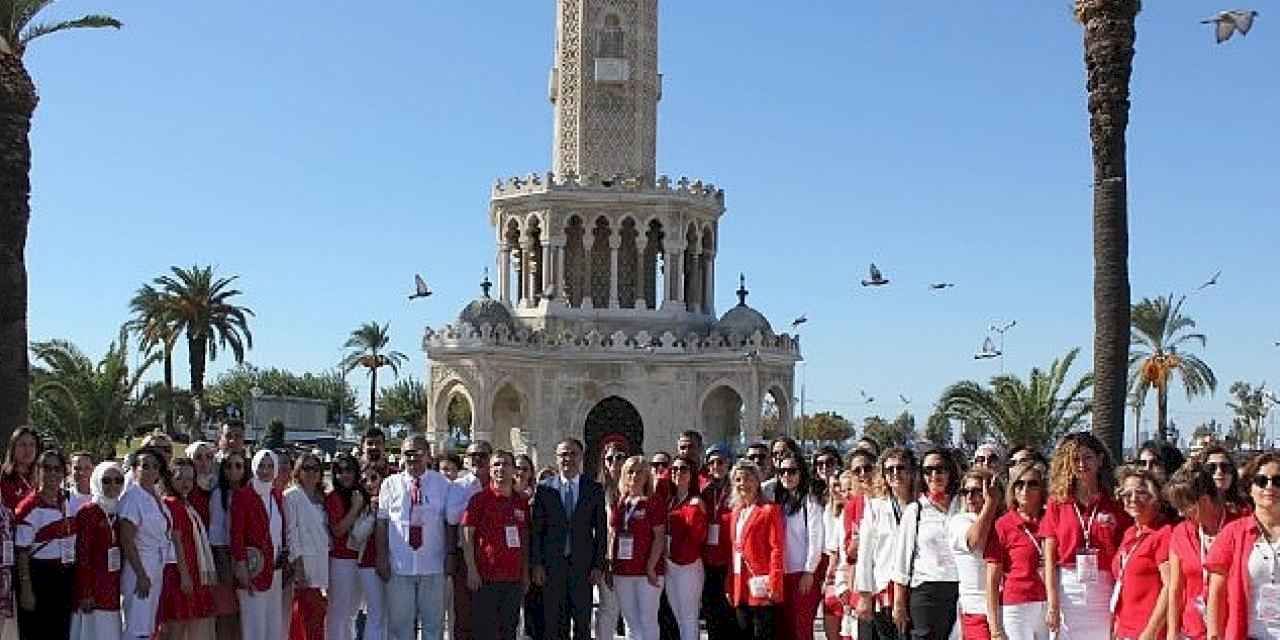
[29,329,157,454]
[940,348,1094,449]
[1227,381,1268,449]
[126,283,180,432]
[1075,0,1140,461]
[154,265,254,425]
[341,322,408,427]
[1128,294,1217,444]
[0,1,121,446]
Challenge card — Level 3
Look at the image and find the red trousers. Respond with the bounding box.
[779,559,828,640]
[289,587,327,640]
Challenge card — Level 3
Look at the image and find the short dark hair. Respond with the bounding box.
[915,447,961,497]
[222,419,245,433]
[679,430,703,444]
[442,453,463,469]
[69,451,94,463]
[746,442,769,452]
[556,438,584,452]
[491,450,516,467]
[1138,440,1186,473]
[361,428,386,445]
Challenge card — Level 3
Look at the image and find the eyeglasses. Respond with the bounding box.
[605,454,627,462]
[779,467,800,477]
[852,465,874,476]
[973,455,999,465]
[1253,475,1280,489]
[101,477,124,486]
[883,465,909,475]
[922,466,947,477]
[1207,462,1235,475]
[671,465,692,474]
[960,487,984,498]
[1013,479,1041,491]
[402,450,423,458]
[650,461,670,469]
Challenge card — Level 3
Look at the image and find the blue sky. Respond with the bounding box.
[25,1,1280,445]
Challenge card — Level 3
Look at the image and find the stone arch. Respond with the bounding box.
[490,382,527,453]
[432,378,476,446]
[590,216,612,307]
[701,383,744,448]
[564,215,586,307]
[761,385,790,439]
[583,395,644,479]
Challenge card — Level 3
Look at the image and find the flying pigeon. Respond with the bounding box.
[791,314,808,329]
[1202,10,1258,43]
[409,274,432,300]
[861,263,889,287]
[974,337,1001,360]
[929,283,955,290]
[1196,269,1222,291]
[899,394,911,405]
[859,390,875,404]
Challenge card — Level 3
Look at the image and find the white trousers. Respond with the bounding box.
[1053,570,1113,640]
[237,570,283,640]
[359,567,388,640]
[70,609,122,640]
[122,553,165,639]
[663,559,704,640]
[595,582,623,640]
[1001,601,1050,640]
[614,575,662,640]
[327,558,362,640]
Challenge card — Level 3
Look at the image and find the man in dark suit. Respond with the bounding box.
[531,438,607,640]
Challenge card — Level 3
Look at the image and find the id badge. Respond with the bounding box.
[163,541,177,565]
[733,550,743,573]
[1109,579,1121,613]
[617,535,635,561]
[505,525,521,549]
[1,540,12,567]
[1075,550,1099,584]
[748,575,770,598]
[61,539,76,565]
[706,524,719,546]
[1258,583,1280,623]
[107,546,122,573]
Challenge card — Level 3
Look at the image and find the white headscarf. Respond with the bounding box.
[186,441,216,490]
[90,461,124,515]
[250,449,278,502]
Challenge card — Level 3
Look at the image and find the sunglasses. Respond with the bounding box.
[1013,479,1042,491]
[606,454,627,462]
[1207,462,1235,475]
[883,465,910,475]
[336,466,356,474]
[922,466,947,477]
[1138,459,1161,470]
[465,452,490,459]
[960,487,984,498]
[707,458,727,466]
[101,477,124,486]
[1254,475,1280,489]
[779,467,800,477]
[650,461,670,469]
[671,465,692,474]
[747,454,768,462]
[402,450,423,458]
[974,455,999,465]
[852,465,874,476]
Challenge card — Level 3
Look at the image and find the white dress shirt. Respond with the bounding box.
[947,511,988,615]
[782,495,826,574]
[377,470,458,576]
[890,495,962,588]
[854,495,907,596]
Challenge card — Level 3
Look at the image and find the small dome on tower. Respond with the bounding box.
[715,274,773,336]
[458,273,514,330]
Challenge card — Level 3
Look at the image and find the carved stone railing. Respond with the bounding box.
[491,171,724,205]
[423,323,799,356]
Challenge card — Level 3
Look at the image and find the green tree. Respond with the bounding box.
[1227,381,1268,449]
[204,364,356,426]
[153,265,254,428]
[925,410,953,448]
[0,1,121,445]
[940,348,1093,448]
[260,418,285,451]
[126,283,180,432]
[1128,294,1217,444]
[862,412,915,450]
[796,411,853,444]
[340,322,407,427]
[447,393,473,438]
[28,329,156,454]
[377,377,426,430]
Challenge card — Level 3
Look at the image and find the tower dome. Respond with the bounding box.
[458,274,514,330]
[715,274,772,336]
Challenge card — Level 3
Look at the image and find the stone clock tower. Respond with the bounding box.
[550,0,660,183]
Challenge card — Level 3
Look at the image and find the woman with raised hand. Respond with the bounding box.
[325,453,366,640]
[949,468,1001,640]
[157,456,217,639]
[70,461,125,640]
[208,450,247,639]
[1165,460,1236,640]
[725,458,784,640]
[231,450,286,640]
[664,454,708,640]
[984,461,1050,640]
[285,451,330,640]
[1040,433,1129,638]
[609,456,666,640]
[594,441,628,640]
[1110,467,1172,640]
[775,452,826,640]
[356,464,387,640]
[118,448,175,640]
[854,447,918,640]
[889,448,962,640]
[1206,451,1280,640]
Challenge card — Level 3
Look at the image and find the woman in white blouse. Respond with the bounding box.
[890,448,962,640]
[284,451,330,640]
[947,468,1001,640]
[118,447,176,640]
[774,453,826,640]
[855,447,918,639]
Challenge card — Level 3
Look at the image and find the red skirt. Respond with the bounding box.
[158,563,216,621]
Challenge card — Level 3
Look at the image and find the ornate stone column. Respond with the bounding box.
[582,231,596,309]
[608,234,621,308]
[553,242,566,304]
[498,243,512,304]
[520,240,535,308]
[685,245,702,312]
[703,250,716,315]
[541,241,553,297]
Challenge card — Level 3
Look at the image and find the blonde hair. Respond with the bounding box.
[1049,433,1114,500]
[617,455,652,500]
[1006,461,1046,513]
[730,460,764,509]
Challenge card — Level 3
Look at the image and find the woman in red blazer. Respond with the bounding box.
[69,461,125,640]
[726,458,784,640]
[1206,451,1280,640]
[231,449,287,640]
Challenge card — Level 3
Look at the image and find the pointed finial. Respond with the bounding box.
[737,273,748,306]
[481,268,492,298]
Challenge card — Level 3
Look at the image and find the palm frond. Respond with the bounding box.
[19,13,120,47]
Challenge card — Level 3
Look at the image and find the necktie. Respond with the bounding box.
[563,478,576,515]
[408,478,423,550]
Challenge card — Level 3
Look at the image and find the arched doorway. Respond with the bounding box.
[701,385,744,448]
[583,396,643,478]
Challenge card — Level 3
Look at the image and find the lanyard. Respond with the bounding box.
[1255,515,1280,584]
[1198,511,1225,588]
[889,496,902,525]
[1072,501,1099,550]
[624,497,643,528]
[1020,519,1044,560]
[1117,528,1151,585]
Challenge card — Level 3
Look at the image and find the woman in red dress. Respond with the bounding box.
[158,456,217,639]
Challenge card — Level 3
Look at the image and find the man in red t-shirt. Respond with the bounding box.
[461,450,530,640]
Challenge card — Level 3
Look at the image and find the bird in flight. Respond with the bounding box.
[1196,270,1222,291]
[974,337,1001,360]
[899,394,911,405]
[791,314,808,329]
[929,283,955,290]
[1202,10,1258,43]
[859,390,875,404]
[409,274,432,300]
[861,264,889,287]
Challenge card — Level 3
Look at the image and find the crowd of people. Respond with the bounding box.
[0,420,1277,640]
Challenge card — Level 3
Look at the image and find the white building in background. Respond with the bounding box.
[423,0,799,472]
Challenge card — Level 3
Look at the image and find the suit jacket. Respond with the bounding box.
[726,501,785,607]
[530,474,606,576]
[230,485,286,592]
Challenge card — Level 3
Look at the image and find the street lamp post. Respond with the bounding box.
[250,385,263,445]
[990,320,1017,374]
